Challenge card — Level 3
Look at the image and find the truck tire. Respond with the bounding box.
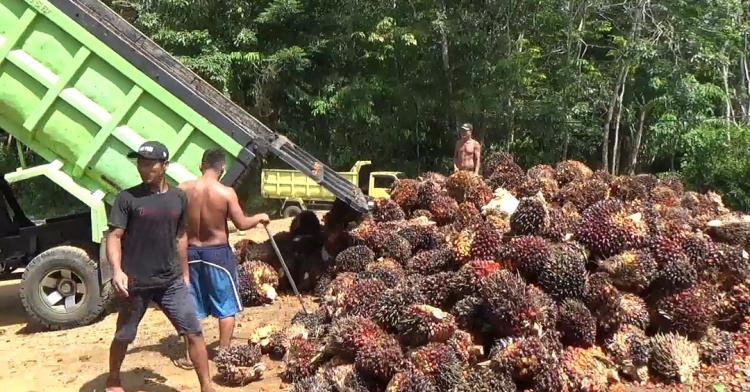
[282,205,302,219]
[20,246,112,330]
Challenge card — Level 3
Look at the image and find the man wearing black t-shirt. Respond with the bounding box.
[105,141,214,392]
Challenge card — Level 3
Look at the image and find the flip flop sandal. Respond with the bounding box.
[172,357,195,370]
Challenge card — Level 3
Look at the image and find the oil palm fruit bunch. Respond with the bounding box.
[555,178,611,211]
[372,198,406,222]
[446,171,481,203]
[575,199,649,258]
[489,334,558,386]
[396,304,457,346]
[500,235,552,281]
[648,332,700,385]
[334,245,375,273]
[653,283,718,339]
[698,327,735,365]
[555,160,593,185]
[610,175,649,202]
[538,243,589,301]
[373,285,426,332]
[341,278,388,317]
[409,342,465,390]
[469,223,502,261]
[451,229,476,266]
[560,346,620,391]
[482,151,517,178]
[599,249,657,294]
[397,224,444,253]
[510,193,550,235]
[237,260,279,306]
[406,247,454,275]
[354,333,405,383]
[282,336,322,382]
[459,365,516,392]
[428,195,459,225]
[557,299,597,348]
[455,201,483,230]
[386,367,437,392]
[389,179,420,212]
[605,325,651,382]
[215,344,265,385]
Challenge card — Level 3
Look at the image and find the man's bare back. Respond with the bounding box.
[179,177,234,246]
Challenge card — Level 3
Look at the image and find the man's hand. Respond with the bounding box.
[183,273,190,287]
[113,269,129,298]
[254,213,271,227]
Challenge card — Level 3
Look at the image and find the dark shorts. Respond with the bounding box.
[114,279,202,343]
[187,244,242,319]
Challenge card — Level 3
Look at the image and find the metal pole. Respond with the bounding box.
[263,225,308,314]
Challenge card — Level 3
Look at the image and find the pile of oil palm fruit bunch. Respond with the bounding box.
[269,152,750,391]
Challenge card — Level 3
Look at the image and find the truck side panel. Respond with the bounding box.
[262,168,358,202]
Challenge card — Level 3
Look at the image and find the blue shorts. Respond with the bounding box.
[188,244,242,319]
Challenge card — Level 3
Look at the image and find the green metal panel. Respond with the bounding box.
[0,0,245,220]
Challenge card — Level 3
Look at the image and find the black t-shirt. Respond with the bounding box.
[108,183,187,289]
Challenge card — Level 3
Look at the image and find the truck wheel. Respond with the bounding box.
[20,246,112,330]
[282,205,302,219]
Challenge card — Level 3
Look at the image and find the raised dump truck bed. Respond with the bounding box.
[0,0,367,330]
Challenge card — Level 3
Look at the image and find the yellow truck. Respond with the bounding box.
[262,161,404,217]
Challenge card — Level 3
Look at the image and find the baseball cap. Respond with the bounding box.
[460,123,473,132]
[127,141,169,161]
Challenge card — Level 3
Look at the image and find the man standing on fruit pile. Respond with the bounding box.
[454,122,482,174]
[106,141,215,392]
[176,149,270,368]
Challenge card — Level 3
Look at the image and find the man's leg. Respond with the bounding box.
[218,316,235,349]
[185,332,214,392]
[107,292,149,391]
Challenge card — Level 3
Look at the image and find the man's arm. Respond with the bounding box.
[227,188,270,230]
[107,228,128,297]
[474,141,481,175]
[177,228,189,285]
[453,141,460,172]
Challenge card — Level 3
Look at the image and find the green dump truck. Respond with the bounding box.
[262,160,404,218]
[0,0,369,330]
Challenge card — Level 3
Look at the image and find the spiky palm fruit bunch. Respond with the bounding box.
[397,225,445,253]
[374,234,412,266]
[282,336,321,382]
[517,175,560,200]
[347,218,378,245]
[610,176,649,202]
[649,235,688,266]
[557,299,597,348]
[428,196,459,225]
[538,243,589,301]
[648,258,698,299]
[466,184,494,210]
[318,272,357,312]
[409,343,465,390]
[575,199,649,258]
[415,271,460,308]
[486,167,527,194]
[704,242,750,287]
[600,250,658,294]
[372,198,406,222]
[341,278,388,317]
[237,260,279,306]
[334,245,375,273]
[654,283,718,340]
[455,202,483,230]
[416,180,443,209]
[322,364,372,392]
[585,273,623,337]
[716,279,750,330]
[605,325,651,382]
[555,178,611,211]
[510,194,550,235]
[681,191,729,220]
[455,259,502,296]
[480,270,558,336]
[446,329,482,364]
[618,293,650,330]
[698,327,734,365]
[482,151,517,178]
[365,257,405,279]
[459,365,516,392]
[215,344,264,385]
[419,171,448,185]
[530,361,569,392]
[528,164,557,180]
[386,368,437,392]
[390,179,420,212]
[469,223,502,261]
[291,374,331,392]
[650,185,680,207]
[561,346,620,391]
[446,171,481,202]
[659,175,685,195]
[451,229,476,266]
[397,304,457,346]
[354,334,405,382]
[500,235,552,281]
[451,295,485,333]
[411,209,433,220]
[373,285,426,332]
[406,247,454,275]
[489,334,556,385]
[556,160,594,185]
[325,316,385,359]
[648,332,699,385]
[633,173,659,192]
[542,203,580,241]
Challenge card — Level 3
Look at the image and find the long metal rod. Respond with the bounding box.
[264,225,308,314]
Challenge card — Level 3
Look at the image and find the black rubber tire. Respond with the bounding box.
[20,246,113,331]
[282,205,303,219]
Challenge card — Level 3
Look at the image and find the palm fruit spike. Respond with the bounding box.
[466,182,494,210]
[455,259,501,296]
[397,225,444,253]
[290,310,328,339]
[322,363,372,392]
[377,234,412,265]
[555,160,593,185]
[455,201,483,230]
[282,336,321,382]
[459,365,516,392]
[446,171,481,203]
[634,173,658,191]
[489,334,555,385]
[557,299,596,348]
[649,234,688,265]
[409,342,464,391]
[500,235,552,282]
[716,279,750,331]
[648,332,700,385]
[575,199,649,258]
[654,283,717,339]
[290,374,331,392]
[389,179,420,212]
[481,270,557,337]
[247,324,283,353]
[406,247,454,275]
[373,284,426,332]
[416,271,460,308]
[451,229,476,266]
[610,175,648,202]
[397,304,457,346]
[542,203,579,241]
[325,316,385,359]
[451,295,485,332]
[530,361,568,392]
[354,334,405,382]
[486,167,527,194]
[416,180,442,209]
[334,245,375,273]
[555,178,611,211]
[619,293,650,330]
[482,151,516,178]
[605,324,651,382]
[698,327,735,365]
[705,242,750,287]
[237,260,279,306]
[537,243,588,301]
[599,249,657,294]
[386,368,437,392]
[371,198,406,222]
[469,223,502,261]
[341,278,387,317]
[648,258,697,300]
[651,185,680,206]
[509,194,550,235]
[447,329,483,364]
[215,344,265,385]
[561,346,620,391]
[428,195,459,225]
[585,273,623,337]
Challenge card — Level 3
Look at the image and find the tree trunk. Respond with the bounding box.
[603,66,627,173]
[611,70,627,175]
[438,1,455,132]
[628,105,649,174]
[722,61,734,123]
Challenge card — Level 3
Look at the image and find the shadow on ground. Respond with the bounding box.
[79,367,181,392]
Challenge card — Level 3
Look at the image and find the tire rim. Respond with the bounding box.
[39,269,86,313]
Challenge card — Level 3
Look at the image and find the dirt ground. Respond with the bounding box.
[0,218,306,392]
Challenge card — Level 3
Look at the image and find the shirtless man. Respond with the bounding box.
[454,122,481,174]
[177,149,270,366]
